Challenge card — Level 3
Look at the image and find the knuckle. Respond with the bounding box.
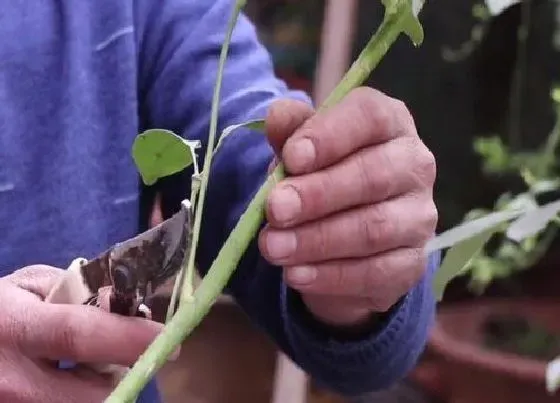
[371,104,393,137]
[355,151,379,201]
[365,248,426,311]
[312,170,337,214]
[351,88,393,136]
[392,98,414,124]
[391,98,416,138]
[363,258,392,311]
[361,205,391,251]
[363,147,394,201]
[419,146,437,183]
[328,261,348,291]
[424,201,439,234]
[410,143,437,189]
[409,199,438,245]
[313,220,330,258]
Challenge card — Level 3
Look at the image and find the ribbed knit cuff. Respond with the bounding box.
[279,251,440,396]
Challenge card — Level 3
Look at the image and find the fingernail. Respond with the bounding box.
[269,186,302,224]
[286,266,317,285]
[287,138,316,171]
[266,231,297,260]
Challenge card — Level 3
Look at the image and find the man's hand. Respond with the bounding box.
[0,265,162,402]
[259,87,437,330]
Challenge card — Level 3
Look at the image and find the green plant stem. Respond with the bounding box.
[320,5,410,109]
[166,176,200,323]
[179,0,246,304]
[105,2,419,401]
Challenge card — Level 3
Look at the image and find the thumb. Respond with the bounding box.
[7,264,66,299]
[265,99,314,157]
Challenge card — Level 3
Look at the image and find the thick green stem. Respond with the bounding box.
[320,8,409,110]
[105,1,419,401]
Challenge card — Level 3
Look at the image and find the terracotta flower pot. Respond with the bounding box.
[422,299,560,403]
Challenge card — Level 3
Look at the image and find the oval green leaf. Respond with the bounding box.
[132,129,200,186]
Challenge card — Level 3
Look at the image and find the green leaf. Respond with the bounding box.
[432,226,499,301]
[506,199,560,242]
[380,0,425,47]
[213,119,265,156]
[132,129,201,186]
[547,356,560,394]
[402,14,424,46]
[403,0,424,46]
[426,209,525,253]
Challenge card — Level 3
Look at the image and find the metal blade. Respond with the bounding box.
[79,199,193,297]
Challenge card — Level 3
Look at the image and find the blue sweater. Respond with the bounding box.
[0,0,439,401]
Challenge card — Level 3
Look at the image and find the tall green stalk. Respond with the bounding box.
[179,0,247,303]
[105,1,423,401]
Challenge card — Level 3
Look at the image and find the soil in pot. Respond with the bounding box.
[425,299,560,403]
[483,314,560,361]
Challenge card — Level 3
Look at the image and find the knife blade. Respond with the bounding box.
[46,199,193,318]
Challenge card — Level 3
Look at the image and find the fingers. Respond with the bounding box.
[260,194,437,266]
[282,87,416,175]
[284,247,427,312]
[14,302,163,367]
[265,98,315,157]
[266,136,436,227]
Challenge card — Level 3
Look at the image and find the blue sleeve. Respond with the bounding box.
[134,0,439,396]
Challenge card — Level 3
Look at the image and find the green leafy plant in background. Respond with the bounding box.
[105,1,426,401]
[426,87,560,394]
[432,85,560,295]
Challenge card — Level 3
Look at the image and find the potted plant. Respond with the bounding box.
[413,85,560,403]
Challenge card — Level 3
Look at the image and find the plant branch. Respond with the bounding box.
[105,1,422,401]
[166,176,201,323]
[320,1,416,109]
[179,0,246,303]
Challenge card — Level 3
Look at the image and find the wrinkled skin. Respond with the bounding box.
[261,87,438,329]
[0,265,163,402]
